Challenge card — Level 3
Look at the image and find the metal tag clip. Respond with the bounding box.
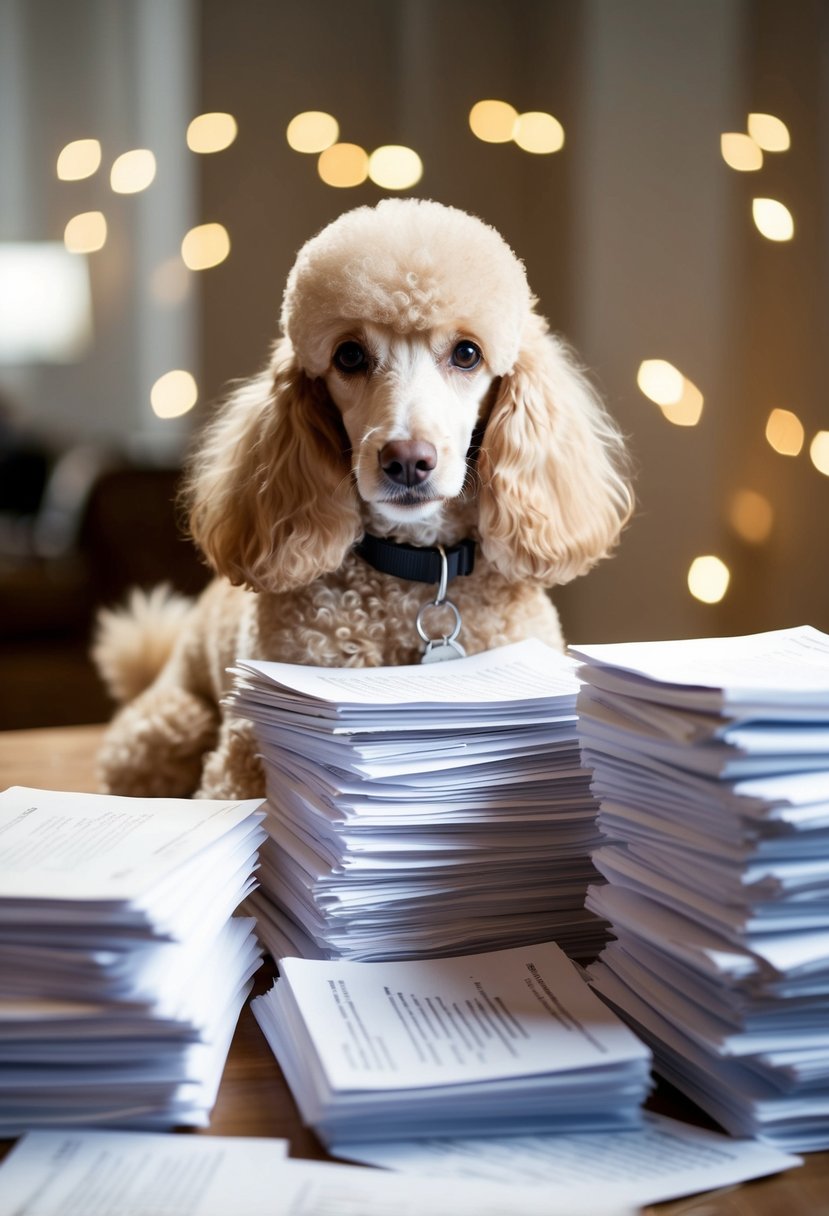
[416,545,466,663]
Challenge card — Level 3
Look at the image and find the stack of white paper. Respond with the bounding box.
[251,940,652,1146]
[228,639,608,962]
[0,786,266,1135]
[570,624,829,1152]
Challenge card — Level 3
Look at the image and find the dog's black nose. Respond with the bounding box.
[379,440,437,487]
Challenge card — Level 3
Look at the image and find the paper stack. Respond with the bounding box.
[228,639,607,963]
[570,624,829,1152]
[0,785,265,1135]
[251,940,652,1146]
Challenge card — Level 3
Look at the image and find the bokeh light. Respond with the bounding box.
[64,211,107,253]
[513,111,565,154]
[150,256,191,307]
[57,138,102,181]
[637,359,684,407]
[752,198,794,241]
[660,379,704,427]
[287,111,339,154]
[181,222,230,270]
[469,100,518,143]
[150,370,198,419]
[720,132,762,171]
[367,145,423,190]
[765,408,804,456]
[187,112,238,153]
[688,555,730,604]
[110,149,157,194]
[747,112,790,152]
[317,143,369,188]
[728,489,774,544]
[809,432,829,477]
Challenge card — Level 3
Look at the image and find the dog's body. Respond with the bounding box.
[95,199,631,801]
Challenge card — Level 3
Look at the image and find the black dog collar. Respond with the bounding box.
[355,533,476,585]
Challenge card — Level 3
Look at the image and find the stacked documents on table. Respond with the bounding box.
[228,639,607,962]
[252,940,652,1146]
[0,786,265,1135]
[570,624,829,1152]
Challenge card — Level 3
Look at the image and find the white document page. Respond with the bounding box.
[0,787,264,902]
[272,941,647,1092]
[234,637,580,708]
[0,1130,289,1216]
[331,1109,802,1206]
[0,1129,634,1216]
[570,624,829,709]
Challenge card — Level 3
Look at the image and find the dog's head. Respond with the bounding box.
[188,198,632,593]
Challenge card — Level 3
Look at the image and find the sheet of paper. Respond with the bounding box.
[0,1130,289,1215]
[570,624,829,709]
[271,941,647,1092]
[0,787,264,903]
[0,1129,634,1216]
[233,637,580,709]
[331,1109,802,1206]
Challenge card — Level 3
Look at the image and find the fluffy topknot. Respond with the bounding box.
[281,198,534,377]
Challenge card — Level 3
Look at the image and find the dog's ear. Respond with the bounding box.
[186,338,361,593]
[477,315,633,585]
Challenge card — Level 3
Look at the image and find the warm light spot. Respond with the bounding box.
[766,407,804,456]
[660,378,704,427]
[186,112,238,153]
[181,222,230,271]
[809,431,829,477]
[57,138,102,181]
[150,256,191,306]
[368,145,423,190]
[752,197,794,241]
[110,149,157,193]
[637,359,684,407]
[469,99,518,143]
[720,132,762,171]
[64,211,107,254]
[150,369,198,419]
[317,142,369,188]
[688,555,730,604]
[287,111,339,154]
[729,489,773,544]
[747,112,790,152]
[513,111,565,154]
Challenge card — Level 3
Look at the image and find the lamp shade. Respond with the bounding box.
[0,242,93,363]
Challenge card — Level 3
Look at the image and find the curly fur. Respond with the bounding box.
[91,585,194,703]
[95,198,632,800]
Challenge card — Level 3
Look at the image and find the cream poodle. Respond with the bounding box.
[94,198,632,800]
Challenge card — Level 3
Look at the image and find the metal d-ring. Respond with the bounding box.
[415,544,465,657]
[416,597,463,646]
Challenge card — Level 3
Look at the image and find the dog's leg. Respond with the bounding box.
[96,683,220,798]
[196,715,264,801]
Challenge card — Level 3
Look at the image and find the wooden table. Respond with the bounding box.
[1,725,827,1215]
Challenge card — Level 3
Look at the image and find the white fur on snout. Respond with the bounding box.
[325,328,493,526]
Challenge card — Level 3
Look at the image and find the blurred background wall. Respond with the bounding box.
[0,0,826,727]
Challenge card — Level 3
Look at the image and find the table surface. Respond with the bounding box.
[1,724,827,1215]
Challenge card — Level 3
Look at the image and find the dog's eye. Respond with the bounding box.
[333,341,368,374]
[450,340,482,371]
